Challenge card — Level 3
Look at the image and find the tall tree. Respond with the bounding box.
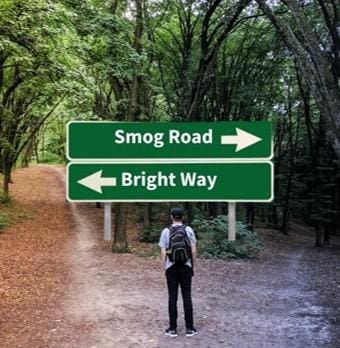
[156,0,251,121]
[113,0,146,252]
[256,0,340,160]
[0,0,76,195]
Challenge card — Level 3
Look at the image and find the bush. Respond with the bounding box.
[39,151,64,164]
[192,215,263,259]
[0,193,11,204]
[139,223,165,243]
[0,214,7,230]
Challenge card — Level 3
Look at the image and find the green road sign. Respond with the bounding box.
[67,162,273,202]
[67,121,272,160]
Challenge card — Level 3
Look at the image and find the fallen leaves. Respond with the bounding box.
[1,165,340,347]
[0,165,71,348]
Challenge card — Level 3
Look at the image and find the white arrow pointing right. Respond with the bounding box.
[77,170,117,193]
[221,128,262,152]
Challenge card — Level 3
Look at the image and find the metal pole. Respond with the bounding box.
[104,203,112,241]
[228,202,236,241]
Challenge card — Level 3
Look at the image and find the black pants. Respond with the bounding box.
[166,264,194,330]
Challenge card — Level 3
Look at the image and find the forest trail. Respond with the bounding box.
[1,165,339,348]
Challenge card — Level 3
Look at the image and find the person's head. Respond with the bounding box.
[170,207,184,222]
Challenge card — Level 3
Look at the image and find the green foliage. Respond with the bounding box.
[139,223,164,243]
[0,0,338,238]
[0,213,8,230]
[139,214,262,260]
[192,215,263,259]
[0,199,32,233]
[0,0,90,196]
[134,244,160,258]
[38,115,68,163]
[39,151,64,164]
[0,192,11,204]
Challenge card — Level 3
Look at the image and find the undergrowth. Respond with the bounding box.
[0,213,7,231]
[192,215,263,259]
[139,214,263,259]
[139,223,165,243]
[0,195,31,233]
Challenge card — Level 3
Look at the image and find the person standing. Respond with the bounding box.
[159,207,198,337]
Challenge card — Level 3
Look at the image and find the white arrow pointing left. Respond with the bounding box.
[77,170,117,193]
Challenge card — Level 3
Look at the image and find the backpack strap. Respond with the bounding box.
[169,224,187,237]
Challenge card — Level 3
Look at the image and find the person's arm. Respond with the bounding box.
[160,247,167,271]
[159,228,168,272]
[185,226,197,262]
[191,242,197,264]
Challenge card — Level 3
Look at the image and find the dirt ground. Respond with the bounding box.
[0,165,339,348]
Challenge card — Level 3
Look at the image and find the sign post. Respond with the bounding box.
[104,203,112,241]
[66,121,273,241]
[228,202,236,241]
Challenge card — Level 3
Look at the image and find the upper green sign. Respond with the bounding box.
[67,121,272,160]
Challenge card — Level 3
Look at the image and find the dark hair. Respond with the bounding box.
[171,207,184,219]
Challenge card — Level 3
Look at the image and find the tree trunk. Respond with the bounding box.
[245,203,255,231]
[143,203,151,227]
[335,176,340,235]
[185,202,194,224]
[268,205,278,227]
[314,223,323,248]
[112,0,144,251]
[220,203,227,215]
[324,224,330,245]
[112,203,129,252]
[22,135,36,167]
[186,0,250,121]
[208,202,219,218]
[2,161,12,196]
[128,0,143,121]
[34,137,39,164]
[281,83,298,235]
[280,207,290,235]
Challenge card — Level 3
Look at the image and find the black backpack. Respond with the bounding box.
[167,225,192,265]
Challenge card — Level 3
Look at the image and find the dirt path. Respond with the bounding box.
[1,165,339,347]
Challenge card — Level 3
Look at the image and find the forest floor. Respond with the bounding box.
[0,164,339,348]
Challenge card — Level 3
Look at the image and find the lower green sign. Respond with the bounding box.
[67,162,273,202]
